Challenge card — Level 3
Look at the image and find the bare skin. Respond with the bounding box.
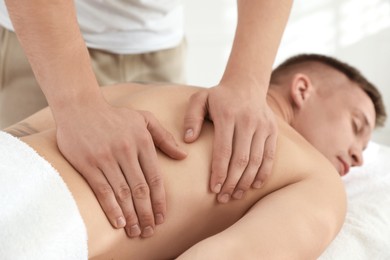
[6,83,346,259]
[4,0,292,235]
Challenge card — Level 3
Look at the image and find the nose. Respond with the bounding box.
[349,146,363,167]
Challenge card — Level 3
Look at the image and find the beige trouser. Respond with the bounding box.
[0,26,187,128]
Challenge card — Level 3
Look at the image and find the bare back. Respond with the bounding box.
[17,84,345,259]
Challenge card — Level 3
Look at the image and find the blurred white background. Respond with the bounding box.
[183,0,390,145]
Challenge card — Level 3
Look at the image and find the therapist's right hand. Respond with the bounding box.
[56,99,187,238]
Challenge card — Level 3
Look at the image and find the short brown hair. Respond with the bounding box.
[271,54,387,127]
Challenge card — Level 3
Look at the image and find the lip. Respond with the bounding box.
[337,157,350,176]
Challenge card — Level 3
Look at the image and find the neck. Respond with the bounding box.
[266,87,294,124]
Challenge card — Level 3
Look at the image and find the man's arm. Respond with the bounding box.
[178,171,346,259]
[4,0,186,238]
[184,0,293,202]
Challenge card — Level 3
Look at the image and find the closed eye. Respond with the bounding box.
[352,120,360,134]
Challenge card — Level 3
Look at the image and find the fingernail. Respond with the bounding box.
[155,213,164,225]
[185,129,194,139]
[213,183,222,193]
[233,190,244,200]
[253,181,263,189]
[219,193,230,203]
[116,216,126,228]
[129,224,141,237]
[142,226,154,238]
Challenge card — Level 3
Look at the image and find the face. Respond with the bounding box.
[292,81,376,176]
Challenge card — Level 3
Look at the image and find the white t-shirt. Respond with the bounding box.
[0,0,184,54]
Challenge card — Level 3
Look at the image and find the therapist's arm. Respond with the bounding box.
[5,0,186,238]
[184,0,292,202]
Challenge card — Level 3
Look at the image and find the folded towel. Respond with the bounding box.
[319,142,390,259]
[0,131,88,260]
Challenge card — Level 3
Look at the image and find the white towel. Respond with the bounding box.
[319,142,390,259]
[0,131,88,260]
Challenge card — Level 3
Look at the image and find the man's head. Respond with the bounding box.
[270,54,387,176]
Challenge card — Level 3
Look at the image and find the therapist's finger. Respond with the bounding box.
[141,111,187,160]
[99,158,141,238]
[138,141,166,226]
[83,167,126,230]
[118,136,156,238]
[232,131,263,199]
[218,124,255,203]
[210,118,234,194]
[183,90,208,143]
[253,133,277,188]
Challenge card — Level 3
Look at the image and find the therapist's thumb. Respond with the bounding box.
[183,90,208,143]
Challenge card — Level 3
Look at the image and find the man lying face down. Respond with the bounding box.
[2,54,386,259]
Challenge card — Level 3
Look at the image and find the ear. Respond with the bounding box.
[289,73,314,109]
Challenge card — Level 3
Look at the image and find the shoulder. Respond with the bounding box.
[274,117,340,181]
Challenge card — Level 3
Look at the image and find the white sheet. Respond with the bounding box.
[319,141,390,259]
[0,131,88,260]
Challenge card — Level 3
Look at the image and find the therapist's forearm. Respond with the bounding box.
[221,0,292,92]
[5,0,102,123]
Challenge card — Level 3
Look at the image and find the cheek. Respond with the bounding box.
[321,118,353,157]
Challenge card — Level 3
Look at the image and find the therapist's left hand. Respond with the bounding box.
[183,83,277,203]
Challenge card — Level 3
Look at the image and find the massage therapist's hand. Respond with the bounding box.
[183,84,277,203]
[56,99,186,238]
